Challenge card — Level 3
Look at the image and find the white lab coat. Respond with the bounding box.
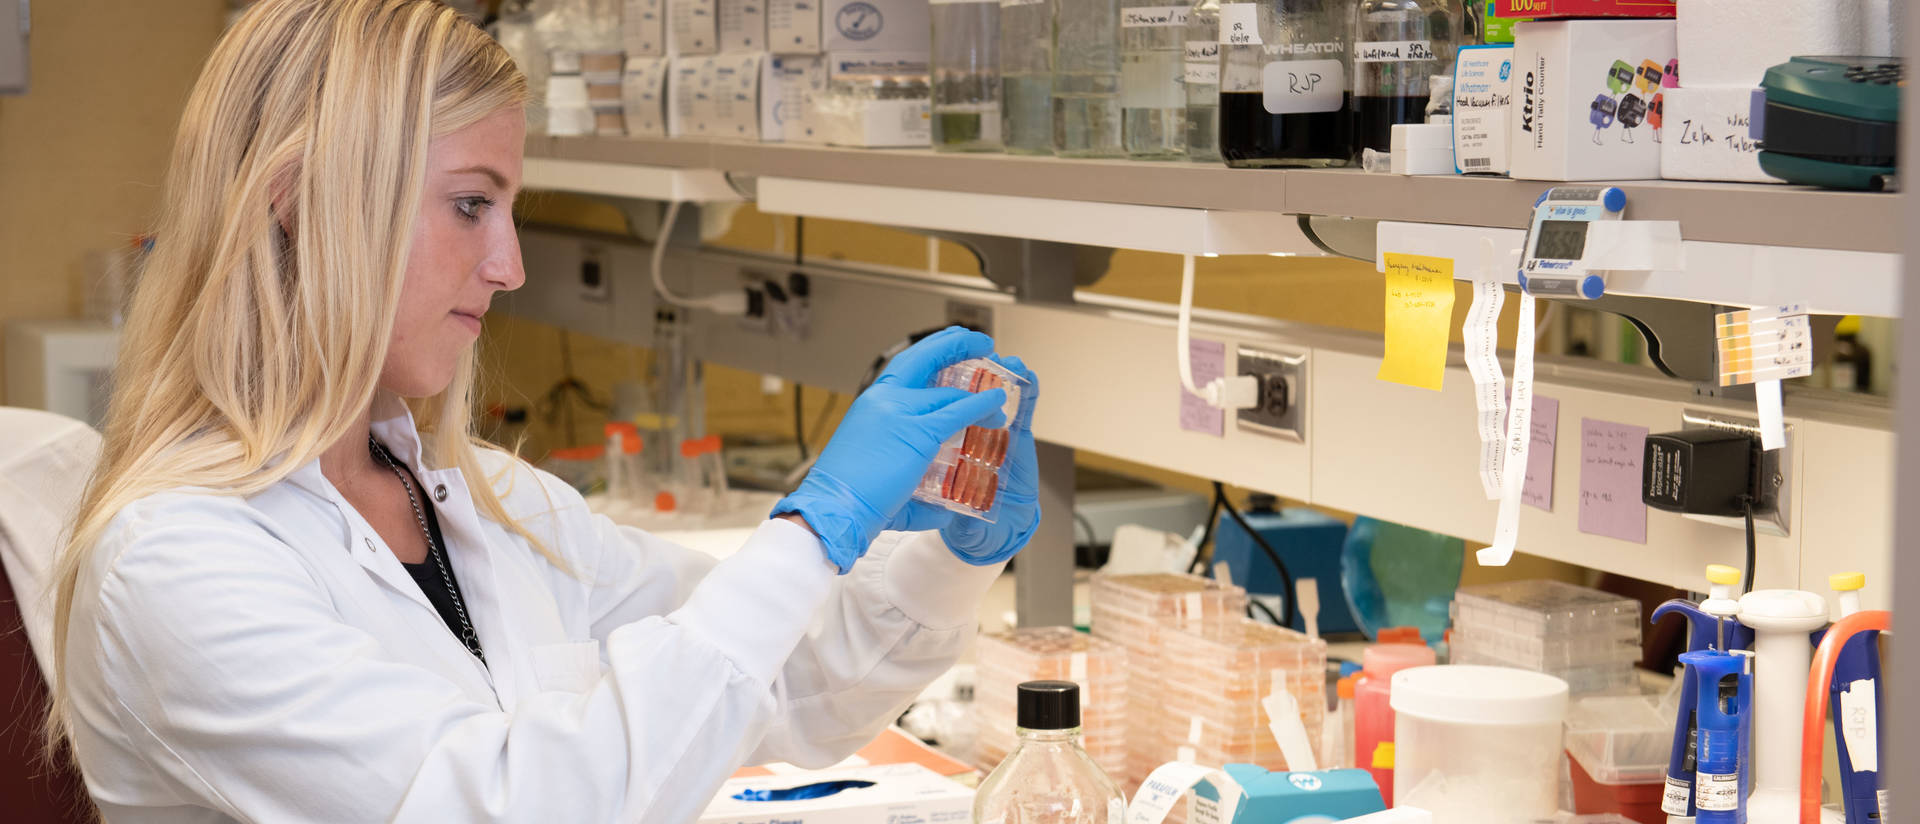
[62,397,1002,823]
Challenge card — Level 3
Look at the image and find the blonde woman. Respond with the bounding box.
[50,2,1041,821]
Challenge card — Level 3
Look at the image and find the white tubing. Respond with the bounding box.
[650,200,747,316]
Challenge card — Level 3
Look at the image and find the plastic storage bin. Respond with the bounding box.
[1390,665,1570,824]
[1564,695,1674,824]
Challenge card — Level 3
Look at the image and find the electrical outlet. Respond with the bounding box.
[578,244,611,303]
[1681,408,1791,537]
[1236,346,1307,442]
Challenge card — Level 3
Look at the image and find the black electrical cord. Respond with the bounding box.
[1741,494,1757,594]
[794,216,804,266]
[1215,481,1299,629]
[1248,598,1285,625]
[794,384,810,462]
[1073,511,1098,548]
[1187,484,1227,575]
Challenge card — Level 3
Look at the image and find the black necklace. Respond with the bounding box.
[369,436,486,664]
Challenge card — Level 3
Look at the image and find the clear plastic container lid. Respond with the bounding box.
[1450,580,1643,641]
[1390,665,1570,726]
[1091,572,1249,623]
[976,626,1131,679]
[1564,694,1675,784]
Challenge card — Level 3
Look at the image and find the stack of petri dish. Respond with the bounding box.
[1154,618,1330,774]
[972,627,1130,780]
[1089,572,1248,790]
[1448,579,1644,696]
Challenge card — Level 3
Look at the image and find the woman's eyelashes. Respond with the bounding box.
[455,195,495,223]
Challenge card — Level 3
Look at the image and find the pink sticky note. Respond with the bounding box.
[1180,339,1226,437]
[1523,395,1559,511]
[1578,418,1648,543]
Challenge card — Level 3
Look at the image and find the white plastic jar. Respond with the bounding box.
[1389,665,1570,824]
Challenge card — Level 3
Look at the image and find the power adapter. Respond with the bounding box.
[1642,429,1757,516]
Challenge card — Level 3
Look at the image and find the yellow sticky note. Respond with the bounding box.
[1377,252,1456,391]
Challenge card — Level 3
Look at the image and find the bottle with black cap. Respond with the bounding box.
[974,681,1126,824]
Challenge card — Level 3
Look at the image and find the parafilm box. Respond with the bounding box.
[1496,0,1673,18]
[1509,19,1675,181]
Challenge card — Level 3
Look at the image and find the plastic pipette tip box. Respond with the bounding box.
[911,358,1029,523]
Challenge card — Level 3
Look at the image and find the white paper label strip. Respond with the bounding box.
[1839,679,1879,772]
[1219,3,1260,45]
[1756,378,1785,450]
[1122,6,1190,26]
[1463,277,1507,500]
[1354,39,1436,62]
[1260,674,1318,771]
[1127,761,1245,824]
[1479,290,1535,567]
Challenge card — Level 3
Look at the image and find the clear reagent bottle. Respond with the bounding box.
[973,681,1127,824]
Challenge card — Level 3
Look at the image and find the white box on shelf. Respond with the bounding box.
[764,53,828,141]
[710,52,767,139]
[624,0,667,56]
[720,0,769,52]
[623,56,673,136]
[1658,85,1779,184]
[699,763,974,824]
[670,0,719,54]
[822,0,930,53]
[1452,44,1514,175]
[1676,0,1863,87]
[816,51,930,147]
[668,55,714,137]
[1509,19,1676,181]
[768,0,823,53]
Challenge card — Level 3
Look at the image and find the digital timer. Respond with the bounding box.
[1516,186,1627,300]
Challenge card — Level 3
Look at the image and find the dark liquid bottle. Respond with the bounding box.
[1217,0,1354,167]
[1351,0,1459,154]
[1353,93,1428,154]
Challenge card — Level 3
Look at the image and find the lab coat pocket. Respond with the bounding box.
[530,640,604,695]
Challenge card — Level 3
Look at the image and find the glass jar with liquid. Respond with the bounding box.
[1217,0,1354,167]
[1351,0,1461,154]
[1001,0,1056,153]
[1183,0,1222,162]
[1053,0,1124,156]
[932,0,1004,151]
[973,681,1126,824]
[1120,0,1190,158]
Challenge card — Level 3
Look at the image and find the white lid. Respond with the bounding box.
[1737,590,1829,632]
[1390,665,1569,725]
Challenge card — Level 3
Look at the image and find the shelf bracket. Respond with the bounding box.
[918,231,1112,303]
[1582,295,1838,386]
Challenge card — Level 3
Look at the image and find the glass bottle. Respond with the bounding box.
[1183,0,1222,162]
[1351,0,1460,155]
[932,0,1004,151]
[1052,0,1124,157]
[974,681,1126,824]
[1120,0,1189,158]
[1000,0,1056,154]
[1217,0,1353,167]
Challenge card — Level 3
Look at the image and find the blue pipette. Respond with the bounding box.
[1654,565,1753,823]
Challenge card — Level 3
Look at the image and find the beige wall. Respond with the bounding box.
[0,1,228,403]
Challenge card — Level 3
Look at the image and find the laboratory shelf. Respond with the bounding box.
[523,135,1898,254]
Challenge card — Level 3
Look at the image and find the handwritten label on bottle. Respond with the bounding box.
[1261,58,1344,114]
[1355,40,1436,62]
[1121,5,1190,26]
[1220,4,1260,44]
[1184,41,1219,84]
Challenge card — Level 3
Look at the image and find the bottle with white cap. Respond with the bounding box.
[1699,564,1742,651]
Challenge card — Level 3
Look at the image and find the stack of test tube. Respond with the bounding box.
[1449,579,1643,696]
[971,627,1129,779]
[1152,619,1329,775]
[1089,572,1248,789]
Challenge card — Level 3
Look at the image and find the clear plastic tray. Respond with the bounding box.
[1448,631,1642,672]
[1564,694,1675,784]
[1450,647,1641,696]
[975,627,1130,679]
[1159,676,1328,730]
[912,359,1029,522]
[1450,580,1642,642]
[1090,573,1249,623]
[1159,619,1328,682]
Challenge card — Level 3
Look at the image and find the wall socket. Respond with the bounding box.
[1235,346,1307,442]
[1682,408,1791,537]
[578,244,611,303]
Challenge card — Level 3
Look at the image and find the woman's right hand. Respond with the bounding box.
[771,327,1010,573]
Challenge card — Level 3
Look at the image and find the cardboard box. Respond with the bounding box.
[622,56,673,136]
[822,0,930,53]
[624,0,667,56]
[1453,44,1514,174]
[700,763,973,824]
[815,51,931,147]
[1495,0,1673,18]
[670,0,719,54]
[720,0,769,52]
[768,0,824,53]
[1508,19,1675,181]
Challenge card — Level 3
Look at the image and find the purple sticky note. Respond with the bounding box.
[1523,395,1559,511]
[1578,418,1648,543]
[1179,339,1226,437]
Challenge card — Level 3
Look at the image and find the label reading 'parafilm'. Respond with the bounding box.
[1696,773,1740,812]
[1261,59,1344,114]
[1184,41,1219,84]
[1355,40,1436,62]
[1220,4,1260,44]
[1661,777,1692,816]
[1121,5,1189,26]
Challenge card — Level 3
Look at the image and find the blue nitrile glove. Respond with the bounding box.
[936,356,1039,566]
[773,327,1011,573]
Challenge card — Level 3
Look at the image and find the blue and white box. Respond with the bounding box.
[1453,44,1514,175]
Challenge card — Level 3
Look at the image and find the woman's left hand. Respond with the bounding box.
[891,356,1041,566]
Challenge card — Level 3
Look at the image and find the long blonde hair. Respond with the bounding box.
[49,0,546,742]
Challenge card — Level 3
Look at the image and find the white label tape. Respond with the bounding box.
[1757,378,1785,450]
[1127,761,1245,824]
[1479,290,1535,566]
[1839,678,1879,772]
[1220,4,1260,45]
[1121,6,1189,26]
[1661,776,1692,816]
[1354,40,1436,62]
[1261,59,1345,114]
[1463,276,1507,500]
